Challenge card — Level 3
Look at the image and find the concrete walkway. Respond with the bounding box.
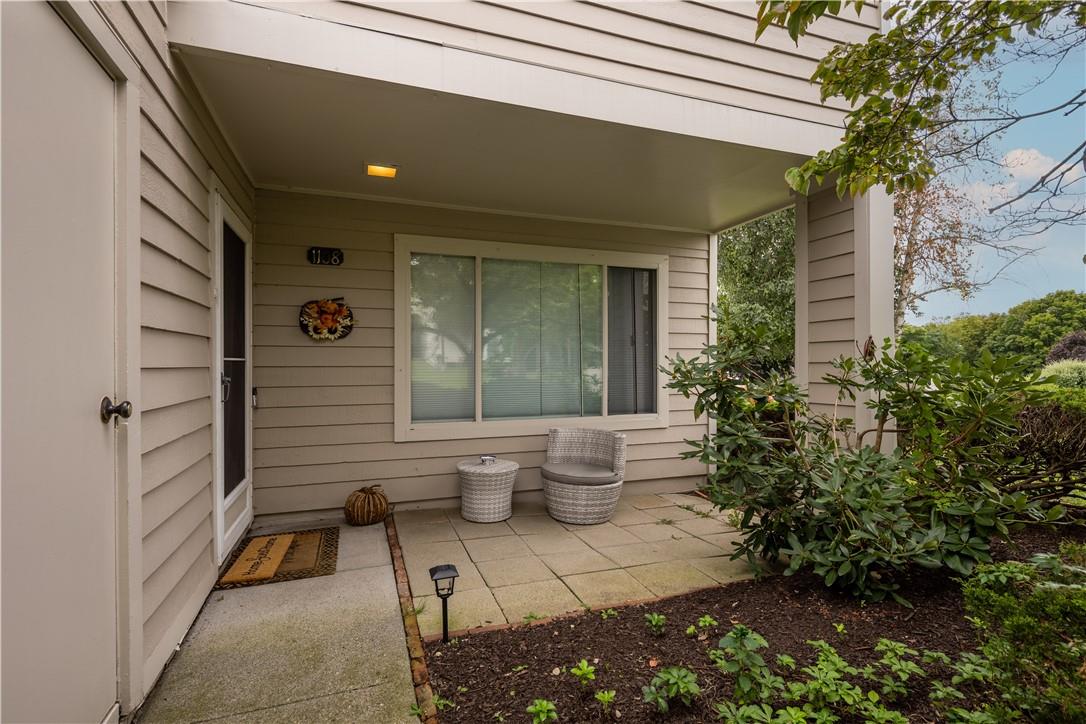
[137,515,416,724]
[397,493,755,637]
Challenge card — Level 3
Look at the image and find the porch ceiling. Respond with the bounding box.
[178,48,804,232]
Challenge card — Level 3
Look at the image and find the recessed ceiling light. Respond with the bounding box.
[366,163,397,179]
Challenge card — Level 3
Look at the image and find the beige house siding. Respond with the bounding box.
[242,1,878,128]
[796,186,893,431]
[251,190,711,515]
[95,0,254,692]
[801,188,858,418]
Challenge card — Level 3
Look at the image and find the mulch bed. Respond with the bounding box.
[424,524,1085,723]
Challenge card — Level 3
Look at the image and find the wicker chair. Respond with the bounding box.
[541,428,627,525]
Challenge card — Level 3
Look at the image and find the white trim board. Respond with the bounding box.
[393,234,671,442]
[166,0,843,158]
[255,183,715,236]
[209,177,255,565]
[48,1,143,714]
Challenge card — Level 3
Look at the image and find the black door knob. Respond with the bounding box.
[100,396,133,423]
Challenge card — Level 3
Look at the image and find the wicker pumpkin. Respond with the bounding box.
[344,485,389,526]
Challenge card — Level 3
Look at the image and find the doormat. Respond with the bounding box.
[215,527,339,590]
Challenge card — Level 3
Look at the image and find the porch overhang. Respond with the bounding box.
[169,1,832,231]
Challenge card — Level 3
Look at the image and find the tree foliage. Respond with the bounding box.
[893,180,983,332]
[901,290,1086,369]
[988,290,1086,368]
[755,1,1085,210]
[716,208,795,371]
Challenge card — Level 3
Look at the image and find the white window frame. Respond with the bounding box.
[394,234,669,442]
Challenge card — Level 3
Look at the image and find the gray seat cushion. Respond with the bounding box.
[541,462,621,486]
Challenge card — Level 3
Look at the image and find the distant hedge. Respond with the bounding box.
[1041,360,1086,389]
[1016,385,1086,509]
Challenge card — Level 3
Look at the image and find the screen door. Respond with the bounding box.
[222,221,247,499]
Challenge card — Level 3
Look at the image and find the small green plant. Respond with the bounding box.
[832,622,846,636]
[511,664,528,673]
[492,711,506,722]
[656,518,675,525]
[570,659,596,686]
[595,689,616,713]
[600,608,618,620]
[526,698,558,723]
[710,624,781,704]
[714,701,807,723]
[860,639,925,701]
[679,503,716,519]
[645,612,666,635]
[523,612,544,623]
[689,614,718,637]
[642,666,701,713]
[408,702,425,719]
[433,694,455,712]
[409,600,427,617]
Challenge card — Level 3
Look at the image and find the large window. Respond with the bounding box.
[396,236,668,440]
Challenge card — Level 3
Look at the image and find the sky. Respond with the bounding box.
[908,30,1086,324]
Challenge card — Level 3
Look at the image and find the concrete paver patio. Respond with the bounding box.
[397,493,754,637]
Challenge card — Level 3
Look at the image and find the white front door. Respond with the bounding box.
[1,3,120,722]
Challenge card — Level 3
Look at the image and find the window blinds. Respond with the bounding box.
[481,259,602,419]
[607,267,656,415]
[410,253,475,421]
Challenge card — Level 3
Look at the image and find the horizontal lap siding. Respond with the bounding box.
[252,190,710,514]
[97,0,254,700]
[251,0,880,128]
[804,188,856,415]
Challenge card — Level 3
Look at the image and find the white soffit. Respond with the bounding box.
[171,3,817,230]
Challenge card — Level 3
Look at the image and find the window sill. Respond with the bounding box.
[394,413,668,443]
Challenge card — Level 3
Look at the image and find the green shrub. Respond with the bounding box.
[665,334,1057,602]
[937,543,1086,722]
[1046,329,1086,364]
[1041,359,1086,388]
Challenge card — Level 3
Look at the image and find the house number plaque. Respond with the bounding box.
[307,246,344,266]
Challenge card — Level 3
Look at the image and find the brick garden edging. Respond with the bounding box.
[385,515,438,724]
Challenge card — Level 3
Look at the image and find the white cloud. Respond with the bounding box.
[960,180,1017,212]
[1001,148,1057,180]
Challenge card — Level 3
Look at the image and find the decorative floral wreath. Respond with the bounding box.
[299,298,353,341]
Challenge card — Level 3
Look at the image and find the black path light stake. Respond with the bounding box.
[429,563,459,643]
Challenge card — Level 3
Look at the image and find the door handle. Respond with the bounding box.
[221,372,232,402]
[100,397,133,423]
